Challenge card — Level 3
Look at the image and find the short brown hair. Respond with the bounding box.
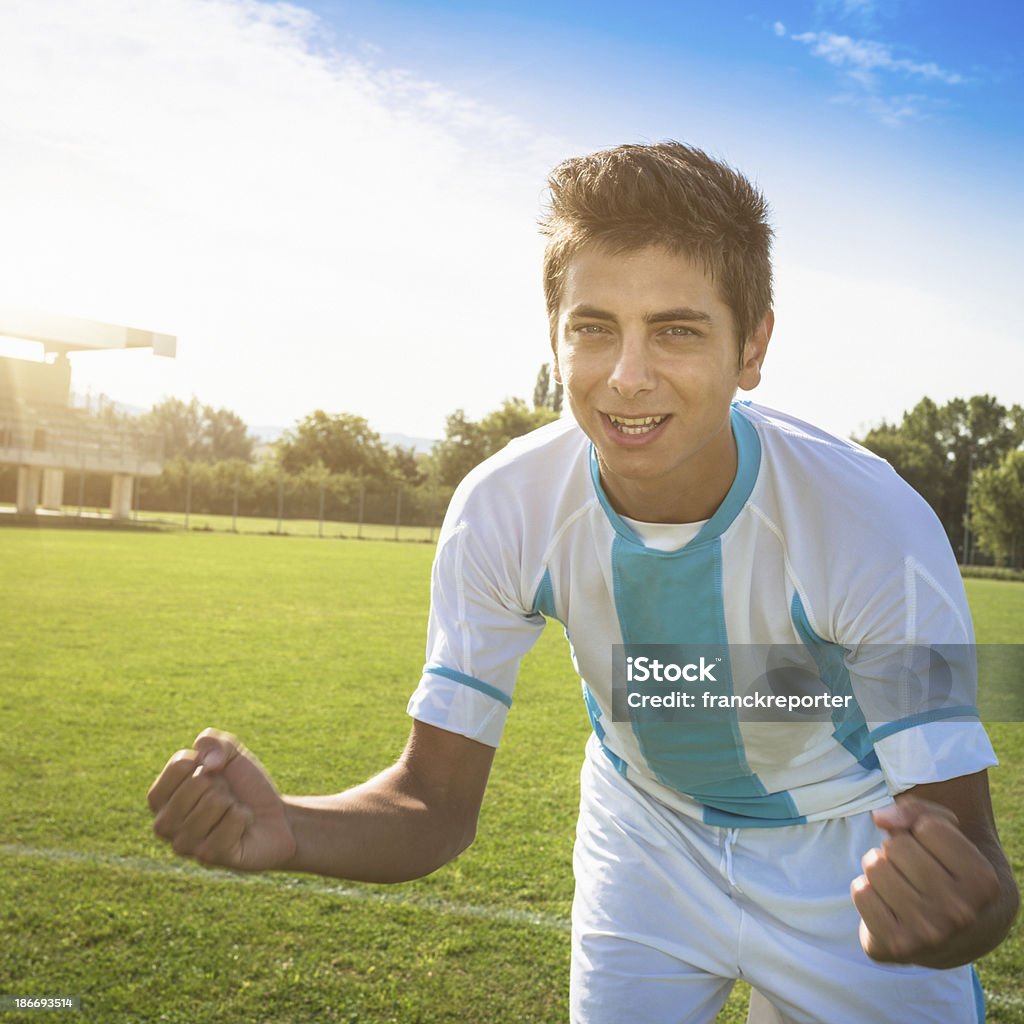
[539,141,773,355]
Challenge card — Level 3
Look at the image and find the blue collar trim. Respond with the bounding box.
[589,403,761,549]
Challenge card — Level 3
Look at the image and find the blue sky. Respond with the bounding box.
[0,0,1020,440]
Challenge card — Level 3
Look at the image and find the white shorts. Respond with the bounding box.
[571,736,984,1024]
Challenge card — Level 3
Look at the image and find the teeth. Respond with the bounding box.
[608,414,666,435]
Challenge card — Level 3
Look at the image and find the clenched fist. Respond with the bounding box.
[147,728,297,872]
[852,794,1002,967]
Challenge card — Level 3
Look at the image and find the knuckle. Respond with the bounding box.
[190,771,213,796]
[194,839,219,867]
[883,833,912,858]
[867,942,896,963]
[915,918,947,949]
[866,936,895,962]
[884,933,912,961]
[944,897,976,930]
[197,727,237,748]
[171,833,194,857]
[862,855,885,881]
[914,813,952,841]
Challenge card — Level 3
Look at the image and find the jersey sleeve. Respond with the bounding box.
[828,492,998,794]
[406,490,547,748]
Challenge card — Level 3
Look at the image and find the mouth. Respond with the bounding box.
[606,413,669,436]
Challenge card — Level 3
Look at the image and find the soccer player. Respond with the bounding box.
[148,142,1019,1023]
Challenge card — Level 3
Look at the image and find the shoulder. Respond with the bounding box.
[738,401,938,531]
[736,403,969,641]
[464,415,587,486]
[432,416,595,610]
[738,401,888,473]
[444,417,590,522]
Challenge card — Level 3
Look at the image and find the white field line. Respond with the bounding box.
[0,843,570,933]
[3,844,1020,1008]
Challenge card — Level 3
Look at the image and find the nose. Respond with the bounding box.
[608,334,655,399]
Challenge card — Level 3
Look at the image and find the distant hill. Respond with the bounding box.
[382,432,437,455]
[252,426,437,456]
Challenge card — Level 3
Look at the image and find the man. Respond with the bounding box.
[148,142,1018,1023]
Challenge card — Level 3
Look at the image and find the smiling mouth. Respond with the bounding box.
[606,413,668,436]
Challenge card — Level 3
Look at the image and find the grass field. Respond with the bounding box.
[1,529,1021,1023]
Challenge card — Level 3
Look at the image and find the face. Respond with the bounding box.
[553,244,771,523]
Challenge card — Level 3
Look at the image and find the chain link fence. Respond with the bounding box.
[0,460,454,543]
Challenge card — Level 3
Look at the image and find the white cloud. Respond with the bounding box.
[813,0,888,26]
[831,89,950,126]
[781,24,965,126]
[774,21,787,37]
[790,31,963,85]
[837,0,880,16]
[0,0,570,437]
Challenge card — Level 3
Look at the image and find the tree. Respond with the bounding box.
[433,410,489,488]
[143,397,255,462]
[857,395,1024,556]
[434,398,561,487]
[969,450,1024,567]
[277,410,392,479]
[853,427,946,509]
[390,444,426,486]
[203,406,256,463]
[533,361,564,414]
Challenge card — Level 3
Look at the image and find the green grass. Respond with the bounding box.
[0,530,1020,1022]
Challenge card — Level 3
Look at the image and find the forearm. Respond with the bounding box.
[280,763,476,883]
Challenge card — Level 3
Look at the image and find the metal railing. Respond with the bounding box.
[0,401,164,476]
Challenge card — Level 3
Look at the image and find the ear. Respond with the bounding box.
[552,350,563,385]
[737,310,773,392]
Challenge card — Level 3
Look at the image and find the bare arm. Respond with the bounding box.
[282,721,495,881]
[147,721,495,883]
[852,770,1020,969]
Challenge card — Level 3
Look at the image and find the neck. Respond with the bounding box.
[599,421,738,525]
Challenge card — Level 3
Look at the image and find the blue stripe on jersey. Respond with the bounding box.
[531,568,559,621]
[869,706,981,743]
[582,683,628,776]
[790,592,880,771]
[423,665,513,708]
[597,408,802,823]
[693,405,762,545]
[589,451,642,543]
[972,966,985,1023]
[702,805,809,829]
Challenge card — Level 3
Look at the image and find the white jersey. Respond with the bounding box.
[407,402,996,826]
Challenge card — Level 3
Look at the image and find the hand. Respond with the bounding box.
[851,795,1001,965]
[147,728,297,872]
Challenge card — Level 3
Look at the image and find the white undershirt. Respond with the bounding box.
[619,515,709,552]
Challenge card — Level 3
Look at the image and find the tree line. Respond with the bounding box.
[855,395,1023,567]
[17,377,1018,565]
[40,365,562,526]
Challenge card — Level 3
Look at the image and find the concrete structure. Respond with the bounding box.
[0,308,176,519]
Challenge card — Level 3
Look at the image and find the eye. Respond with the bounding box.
[572,323,610,336]
[662,325,698,337]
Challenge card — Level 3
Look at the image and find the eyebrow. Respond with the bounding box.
[566,304,713,325]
